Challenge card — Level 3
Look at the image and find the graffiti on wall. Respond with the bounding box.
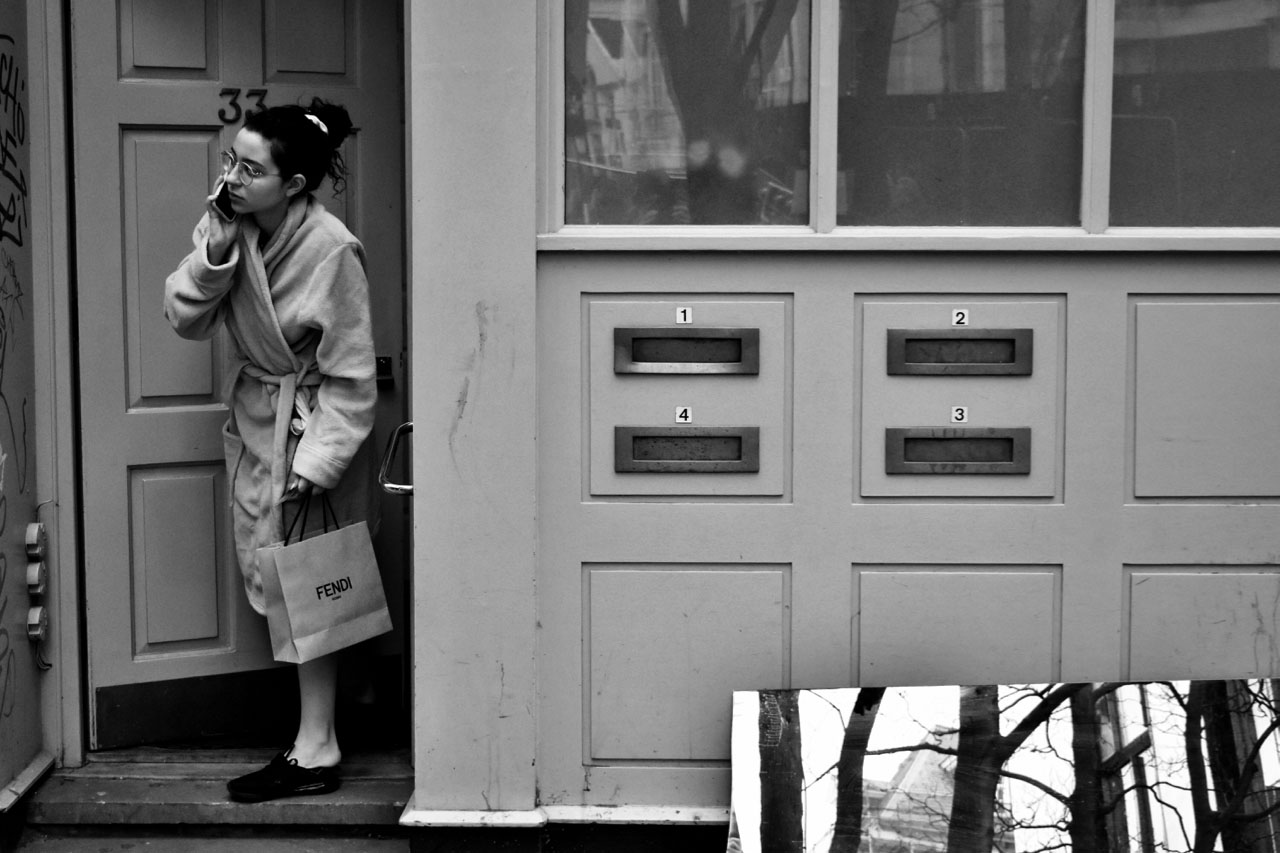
[0,34,27,248]
[0,28,30,727]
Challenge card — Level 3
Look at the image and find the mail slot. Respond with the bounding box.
[885,427,1032,474]
[614,328,760,375]
[615,426,761,473]
[887,329,1033,375]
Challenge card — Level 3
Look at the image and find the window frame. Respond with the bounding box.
[538,0,1280,250]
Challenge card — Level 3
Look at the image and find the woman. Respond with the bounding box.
[164,98,377,802]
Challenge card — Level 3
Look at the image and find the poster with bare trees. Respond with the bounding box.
[730,683,1280,853]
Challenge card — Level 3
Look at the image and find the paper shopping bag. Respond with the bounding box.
[258,544,302,663]
[257,496,392,663]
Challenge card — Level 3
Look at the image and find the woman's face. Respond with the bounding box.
[221,128,302,219]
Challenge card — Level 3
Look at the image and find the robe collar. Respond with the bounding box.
[241,193,312,267]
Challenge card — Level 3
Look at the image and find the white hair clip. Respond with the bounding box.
[304,113,329,136]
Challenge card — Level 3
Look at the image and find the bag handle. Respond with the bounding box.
[282,491,339,545]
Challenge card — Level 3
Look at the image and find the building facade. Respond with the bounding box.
[3,0,1280,846]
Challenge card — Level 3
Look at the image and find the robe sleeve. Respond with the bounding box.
[290,242,377,489]
[164,215,241,341]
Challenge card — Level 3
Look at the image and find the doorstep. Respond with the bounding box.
[22,749,412,827]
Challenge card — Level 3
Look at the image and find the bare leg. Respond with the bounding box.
[288,654,342,768]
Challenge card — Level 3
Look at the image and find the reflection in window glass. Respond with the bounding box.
[1111,0,1280,225]
[837,0,1085,225]
[565,0,811,225]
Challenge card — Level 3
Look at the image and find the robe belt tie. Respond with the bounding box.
[240,363,322,513]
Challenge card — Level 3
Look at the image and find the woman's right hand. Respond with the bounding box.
[205,178,240,265]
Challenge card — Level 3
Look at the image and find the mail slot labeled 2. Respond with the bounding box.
[885,427,1032,475]
[615,427,761,474]
[887,328,1033,375]
[614,327,760,375]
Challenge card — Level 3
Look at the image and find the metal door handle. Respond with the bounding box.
[379,421,413,495]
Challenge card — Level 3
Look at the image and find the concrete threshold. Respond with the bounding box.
[22,749,413,828]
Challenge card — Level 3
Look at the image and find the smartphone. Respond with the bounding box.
[213,181,237,221]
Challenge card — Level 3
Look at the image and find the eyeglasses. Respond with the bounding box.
[219,150,279,186]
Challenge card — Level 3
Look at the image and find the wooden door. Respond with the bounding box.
[71,0,403,749]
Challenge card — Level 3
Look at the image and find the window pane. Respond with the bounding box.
[837,0,1085,225]
[565,0,811,225]
[1111,0,1280,226]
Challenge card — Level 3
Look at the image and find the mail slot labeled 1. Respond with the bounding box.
[615,327,760,375]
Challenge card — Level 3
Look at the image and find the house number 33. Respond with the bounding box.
[218,88,270,124]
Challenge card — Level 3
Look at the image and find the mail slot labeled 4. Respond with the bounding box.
[860,298,1062,499]
[589,299,789,498]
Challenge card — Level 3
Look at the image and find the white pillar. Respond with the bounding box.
[402,0,540,824]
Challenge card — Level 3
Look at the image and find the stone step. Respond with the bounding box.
[23,750,413,828]
[14,827,412,852]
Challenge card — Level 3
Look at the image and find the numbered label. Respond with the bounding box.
[950,406,969,424]
[675,306,693,325]
[218,88,270,125]
[951,308,969,326]
[675,406,693,424]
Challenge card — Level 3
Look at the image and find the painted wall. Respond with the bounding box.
[0,0,45,804]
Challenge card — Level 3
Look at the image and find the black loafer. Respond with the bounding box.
[227,751,341,802]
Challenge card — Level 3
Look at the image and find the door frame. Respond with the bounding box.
[23,0,84,770]
[33,0,414,769]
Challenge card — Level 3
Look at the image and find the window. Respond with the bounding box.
[1110,0,1280,225]
[837,0,1084,225]
[565,0,812,224]
[556,0,1280,236]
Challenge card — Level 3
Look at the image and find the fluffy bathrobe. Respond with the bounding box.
[164,195,377,615]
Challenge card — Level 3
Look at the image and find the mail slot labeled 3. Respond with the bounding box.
[885,427,1032,475]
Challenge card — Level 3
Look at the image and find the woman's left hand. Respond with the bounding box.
[285,473,326,499]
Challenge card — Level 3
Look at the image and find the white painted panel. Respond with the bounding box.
[125,131,219,402]
[859,299,1064,498]
[265,0,353,82]
[1134,301,1280,498]
[133,469,221,649]
[124,0,210,72]
[588,566,790,761]
[1128,568,1280,679]
[858,568,1060,685]
[588,298,789,498]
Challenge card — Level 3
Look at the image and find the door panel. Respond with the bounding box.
[72,0,403,749]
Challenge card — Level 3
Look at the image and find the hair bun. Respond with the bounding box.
[307,98,354,146]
